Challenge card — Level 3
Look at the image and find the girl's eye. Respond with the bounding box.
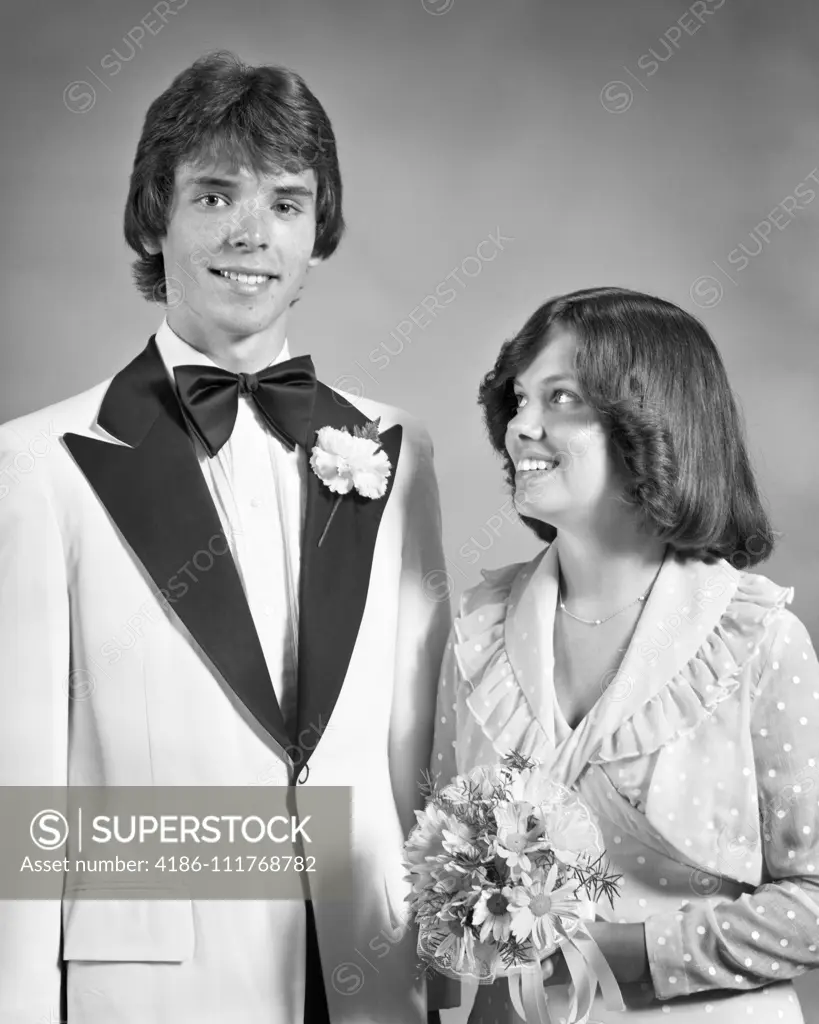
[552,388,579,405]
[513,393,527,410]
[197,194,229,209]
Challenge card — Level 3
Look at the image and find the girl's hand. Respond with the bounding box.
[541,949,572,986]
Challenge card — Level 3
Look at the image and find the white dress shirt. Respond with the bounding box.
[154,318,305,739]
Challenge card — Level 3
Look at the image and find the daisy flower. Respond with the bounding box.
[493,800,542,874]
[471,888,514,943]
[507,863,580,951]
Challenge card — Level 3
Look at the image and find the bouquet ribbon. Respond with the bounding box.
[507,902,625,1024]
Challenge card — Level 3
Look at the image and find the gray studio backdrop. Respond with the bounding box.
[2,0,818,1017]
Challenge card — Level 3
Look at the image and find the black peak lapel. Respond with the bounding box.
[295,384,403,767]
[62,337,291,753]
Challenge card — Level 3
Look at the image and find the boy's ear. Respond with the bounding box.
[308,255,322,268]
[143,239,162,255]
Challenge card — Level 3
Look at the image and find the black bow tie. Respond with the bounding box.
[173,356,318,457]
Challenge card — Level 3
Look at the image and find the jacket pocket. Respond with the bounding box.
[63,890,194,962]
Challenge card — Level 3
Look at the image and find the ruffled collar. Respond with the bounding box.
[456,543,793,789]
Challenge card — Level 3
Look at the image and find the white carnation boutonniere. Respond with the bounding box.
[309,418,392,547]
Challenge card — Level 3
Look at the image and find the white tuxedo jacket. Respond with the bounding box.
[0,336,452,1024]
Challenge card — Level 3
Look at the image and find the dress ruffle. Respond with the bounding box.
[455,564,550,760]
[454,563,793,765]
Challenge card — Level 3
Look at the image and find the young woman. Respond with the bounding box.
[431,287,819,1022]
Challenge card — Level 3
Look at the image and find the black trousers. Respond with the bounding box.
[304,900,331,1024]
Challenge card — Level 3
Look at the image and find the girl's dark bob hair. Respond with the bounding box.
[124,50,344,303]
[478,286,775,567]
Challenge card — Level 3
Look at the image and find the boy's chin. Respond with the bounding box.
[211,306,282,335]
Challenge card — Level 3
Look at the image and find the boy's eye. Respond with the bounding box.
[197,194,229,209]
[275,201,300,216]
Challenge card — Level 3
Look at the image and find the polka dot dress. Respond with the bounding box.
[429,547,818,1022]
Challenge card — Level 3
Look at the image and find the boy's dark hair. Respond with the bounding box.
[124,50,344,302]
[478,286,775,566]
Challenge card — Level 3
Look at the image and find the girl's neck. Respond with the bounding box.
[554,529,667,618]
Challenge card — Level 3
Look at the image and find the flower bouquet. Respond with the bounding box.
[403,752,625,1024]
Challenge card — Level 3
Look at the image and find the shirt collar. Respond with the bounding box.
[154,317,293,378]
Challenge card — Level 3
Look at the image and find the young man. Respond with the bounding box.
[0,52,451,1023]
